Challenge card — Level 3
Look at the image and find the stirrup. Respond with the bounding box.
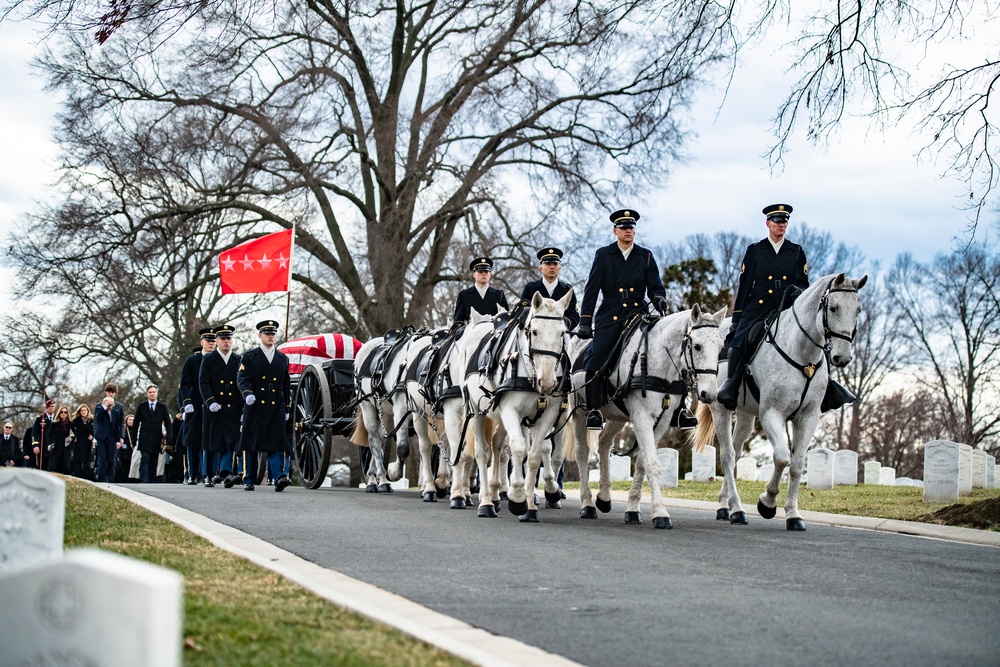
[586,410,604,431]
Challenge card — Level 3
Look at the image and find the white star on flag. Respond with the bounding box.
[221,255,236,271]
[240,254,255,270]
[258,254,272,270]
[277,252,289,269]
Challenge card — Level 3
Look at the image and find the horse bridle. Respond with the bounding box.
[680,321,721,389]
[791,278,859,354]
[523,313,569,371]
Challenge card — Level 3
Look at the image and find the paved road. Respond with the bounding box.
[131,483,1000,667]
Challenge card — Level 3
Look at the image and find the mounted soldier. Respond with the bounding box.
[717,203,855,412]
[453,256,509,324]
[578,209,669,430]
[518,247,580,330]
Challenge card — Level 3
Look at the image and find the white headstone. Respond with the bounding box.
[971,449,988,489]
[0,548,182,667]
[610,456,632,482]
[735,456,757,482]
[834,450,859,486]
[684,471,694,481]
[588,468,601,483]
[958,443,973,496]
[691,446,716,482]
[895,477,915,486]
[807,448,835,490]
[923,440,961,503]
[863,460,881,485]
[879,466,895,486]
[757,464,775,482]
[987,456,996,490]
[0,469,66,572]
[656,448,679,488]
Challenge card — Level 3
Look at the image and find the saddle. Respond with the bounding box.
[466,315,521,381]
[360,325,423,397]
[406,324,465,407]
[571,311,646,375]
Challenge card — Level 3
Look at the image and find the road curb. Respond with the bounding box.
[99,482,584,667]
[607,490,1000,548]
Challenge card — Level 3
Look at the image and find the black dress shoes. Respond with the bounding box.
[275,476,291,492]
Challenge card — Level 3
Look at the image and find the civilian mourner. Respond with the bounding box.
[179,326,216,485]
[453,256,509,324]
[93,383,125,483]
[237,320,292,492]
[578,209,668,430]
[199,324,242,487]
[134,385,172,483]
[717,203,855,412]
[518,247,580,329]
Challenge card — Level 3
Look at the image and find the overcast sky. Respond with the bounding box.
[0,15,993,302]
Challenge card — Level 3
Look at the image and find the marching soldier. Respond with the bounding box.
[717,203,855,412]
[199,324,241,487]
[237,320,292,492]
[578,209,668,430]
[518,247,580,329]
[178,327,215,484]
[453,256,509,324]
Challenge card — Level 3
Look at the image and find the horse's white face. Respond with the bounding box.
[525,290,572,395]
[685,304,728,404]
[822,274,867,367]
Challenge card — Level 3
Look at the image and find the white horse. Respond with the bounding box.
[693,273,867,530]
[350,328,424,493]
[460,290,573,520]
[569,304,727,528]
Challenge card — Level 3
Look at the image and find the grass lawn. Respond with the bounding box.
[63,478,470,667]
[563,479,1000,528]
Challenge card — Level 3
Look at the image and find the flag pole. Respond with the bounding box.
[284,223,295,342]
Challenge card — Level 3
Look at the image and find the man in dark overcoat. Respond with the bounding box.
[179,327,216,484]
[518,247,580,329]
[133,385,172,483]
[237,320,292,492]
[199,325,242,487]
[2,421,21,467]
[93,383,125,482]
[453,257,509,324]
[578,209,668,430]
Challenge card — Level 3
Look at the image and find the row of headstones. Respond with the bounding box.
[0,469,181,666]
[922,440,997,504]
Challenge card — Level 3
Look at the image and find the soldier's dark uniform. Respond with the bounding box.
[518,247,580,330]
[237,320,292,491]
[178,327,215,484]
[453,257,509,324]
[579,209,667,429]
[199,325,242,486]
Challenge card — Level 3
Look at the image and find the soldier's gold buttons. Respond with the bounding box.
[619,288,624,292]
[768,275,773,280]
[613,316,618,321]
[783,276,787,280]
[634,302,638,306]
[629,288,634,292]
[768,289,773,294]
[759,299,764,304]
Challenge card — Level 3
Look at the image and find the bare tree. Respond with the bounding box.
[886,242,1000,454]
[857,388,953,478]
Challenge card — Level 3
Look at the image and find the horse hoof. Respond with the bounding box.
[477,505,498,518]
[493,500,502,513]
[508,499,528,516]
[470,484,480,494]
[786,518,807,531]
[730,511,749,525]
[624,511,642,525]
[450,498,466,509]
[653,516,673,529]
[423,492,437,502]
[499,491,508,501]
[545,500,561,510]
[518,510,539,523]
[365,484,378,493]
[757,499,777,519]
[378,483,393,494]
[716,508,730,521]
[435,486,450,499]
[580,506,598,519]
[466,495,474,505]
[544,489,562,504]
[596,497,612,514]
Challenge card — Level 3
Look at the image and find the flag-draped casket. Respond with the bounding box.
[278,333,362,377]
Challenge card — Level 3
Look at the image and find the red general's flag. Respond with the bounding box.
[219,229,293,295]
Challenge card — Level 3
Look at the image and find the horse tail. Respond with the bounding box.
[349,405,369,447]
[691,403,715,452]
[562,412,576,461]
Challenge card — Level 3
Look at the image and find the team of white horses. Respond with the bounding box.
[350,272,867,531]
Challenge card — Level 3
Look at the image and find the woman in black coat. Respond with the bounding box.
[116,414,138,483]
[71,404,95,479]
[46,406,74,474]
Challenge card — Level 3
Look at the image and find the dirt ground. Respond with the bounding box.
[921,497,1000,531]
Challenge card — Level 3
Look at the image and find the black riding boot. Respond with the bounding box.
[585,371,604,430]
[717,346,744,411]
[821,380,857,413]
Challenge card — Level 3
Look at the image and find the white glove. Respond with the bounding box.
[245,394,256,406]
[209,402,221,413]
[183,404,194,414]
[285,412,290,421]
